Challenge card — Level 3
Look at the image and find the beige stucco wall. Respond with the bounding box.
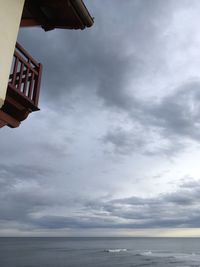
[0,0,25,108]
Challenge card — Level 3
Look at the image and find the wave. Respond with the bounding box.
[138,250,200,263]
[139,250,153,256]
[174,252,200,262]
[104,248,127,253]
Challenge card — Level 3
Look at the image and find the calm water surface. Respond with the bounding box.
[0,237,200,267]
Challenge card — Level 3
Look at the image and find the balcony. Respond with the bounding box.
[0,42,42,128]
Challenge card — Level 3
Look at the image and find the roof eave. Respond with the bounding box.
[69,0,94,29]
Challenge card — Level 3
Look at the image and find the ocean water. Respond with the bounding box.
[0,237,200,267]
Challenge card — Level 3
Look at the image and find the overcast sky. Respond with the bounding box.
[1,0,200,237]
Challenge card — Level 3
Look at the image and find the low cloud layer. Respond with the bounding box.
[1,169,200,232]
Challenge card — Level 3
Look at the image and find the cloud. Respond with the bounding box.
[0,163,53,223]
[17,0,200,159]
[1,169,200,231]
[83,180,200,229]
[1,0,200,235]
[102,81,200,156]
[17,0,175,110]
[148,82,200,139]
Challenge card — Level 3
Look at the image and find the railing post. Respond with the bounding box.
[33,63,42,106]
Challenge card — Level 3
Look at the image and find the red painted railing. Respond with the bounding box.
[8,42,42,110]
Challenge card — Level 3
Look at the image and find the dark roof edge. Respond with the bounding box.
[69,0,94,28]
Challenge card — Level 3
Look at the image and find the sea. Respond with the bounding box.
[0,237,200,267]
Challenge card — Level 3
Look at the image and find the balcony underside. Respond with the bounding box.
[0,110,20,128]
[0,86,39,128]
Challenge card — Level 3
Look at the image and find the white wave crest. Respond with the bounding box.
[104,248,127,253]
[140,250,153,256]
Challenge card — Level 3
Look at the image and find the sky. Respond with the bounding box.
[1,0,200,237]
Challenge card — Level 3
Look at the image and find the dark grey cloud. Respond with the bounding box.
[17,0,174,109]
[32,215,119,229]
[148,82,200,140]
[17,0,200,158]
[17,25,135,111]
[103,81,200,156]
[102,126,146,155]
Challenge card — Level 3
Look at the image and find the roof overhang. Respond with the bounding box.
[21,0,94,31]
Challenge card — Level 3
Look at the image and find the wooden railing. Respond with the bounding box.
[8,42,42,110]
